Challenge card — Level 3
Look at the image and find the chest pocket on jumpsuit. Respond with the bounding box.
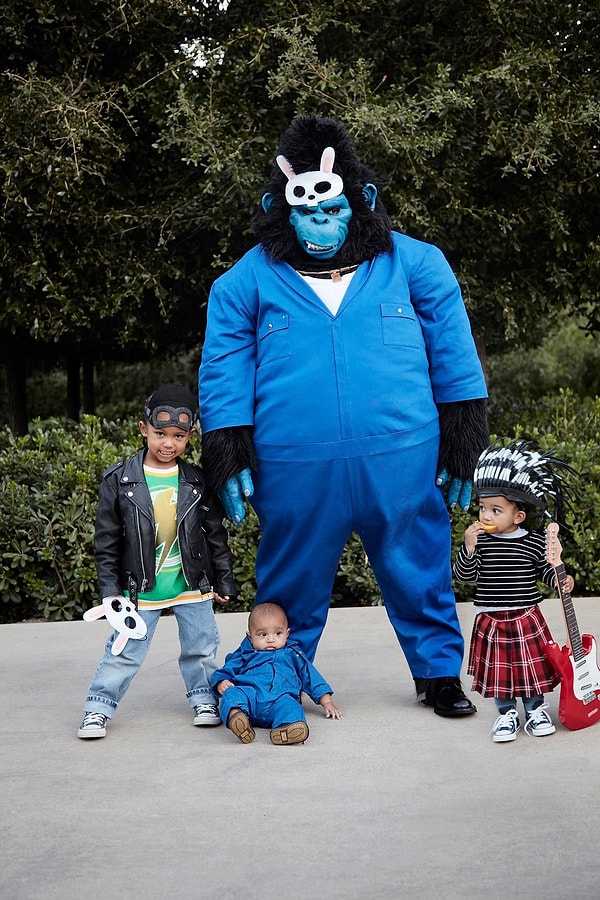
[258,313,291,366]
[380,303,422,347]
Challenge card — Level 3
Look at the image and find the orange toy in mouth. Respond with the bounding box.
[481,524,498,533]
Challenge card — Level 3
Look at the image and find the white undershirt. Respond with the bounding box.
[299,271,356,315]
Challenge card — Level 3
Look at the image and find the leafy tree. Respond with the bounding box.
[2,1,598,432]
[162,0,600,358]
[0,1,212,431]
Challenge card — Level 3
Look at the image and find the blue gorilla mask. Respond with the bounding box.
[287,195,353,260]
[260,144,378,263]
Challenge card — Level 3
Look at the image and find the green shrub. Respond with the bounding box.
[1,391,599,624]
[503,390,600,592]
[487,318,600,423]
[0,417,139,622]
[224,509,260,612]
[453,389,600,600]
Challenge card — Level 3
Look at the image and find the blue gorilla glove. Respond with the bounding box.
[219,468,254,524]
[435,468,473,511]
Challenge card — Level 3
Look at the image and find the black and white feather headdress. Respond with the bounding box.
[473,438,579,525]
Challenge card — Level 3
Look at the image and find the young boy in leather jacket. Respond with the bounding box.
[78,383,236,739]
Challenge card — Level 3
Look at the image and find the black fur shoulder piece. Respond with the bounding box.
[252,116,393,270]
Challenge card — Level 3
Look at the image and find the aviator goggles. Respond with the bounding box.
[144,404,196,432]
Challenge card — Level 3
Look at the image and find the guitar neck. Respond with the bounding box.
[554,561,584,660]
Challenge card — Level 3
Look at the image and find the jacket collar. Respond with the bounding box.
[119,450,202,487]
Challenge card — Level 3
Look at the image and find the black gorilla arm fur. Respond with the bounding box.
[201,426,257,492]
[437,398,489,482]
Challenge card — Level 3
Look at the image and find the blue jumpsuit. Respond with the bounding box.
[211,638,333,728]
[200,231,488,672]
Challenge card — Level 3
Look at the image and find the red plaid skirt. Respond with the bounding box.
[468,606,560,699]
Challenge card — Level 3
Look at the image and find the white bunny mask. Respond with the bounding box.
[84,595,147,656]
[276,146,344,207]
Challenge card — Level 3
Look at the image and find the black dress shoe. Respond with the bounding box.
[415,676,477,718]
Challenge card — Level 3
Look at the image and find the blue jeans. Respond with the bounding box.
[495,695,544,715]
[83,602,220,718]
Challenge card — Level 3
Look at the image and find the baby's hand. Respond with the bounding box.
[321,700,343,720]
[215,679,234,695]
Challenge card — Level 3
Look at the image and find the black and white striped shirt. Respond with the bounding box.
[453,528,556,610]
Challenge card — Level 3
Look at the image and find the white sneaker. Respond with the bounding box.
[78,711,108,739]
[524,703,556,737]
[193,703,221,726]
[491,708,520,742]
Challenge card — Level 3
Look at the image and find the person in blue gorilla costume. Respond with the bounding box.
[199,116,489,717]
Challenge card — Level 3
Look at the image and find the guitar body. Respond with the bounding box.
[544,522,600,731]
[545,633,600,730]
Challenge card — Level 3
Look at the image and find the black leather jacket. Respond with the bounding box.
[94,449,237,600]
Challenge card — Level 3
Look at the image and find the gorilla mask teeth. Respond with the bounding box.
[306,242,335,252]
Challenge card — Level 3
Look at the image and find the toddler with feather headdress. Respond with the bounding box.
[453,439,578,743]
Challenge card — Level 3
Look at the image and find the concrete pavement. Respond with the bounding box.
[2,599,600,900]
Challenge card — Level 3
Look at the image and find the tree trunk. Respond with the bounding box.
[66,349,80,422]
[6,335,28,435]
[82,352,95,414]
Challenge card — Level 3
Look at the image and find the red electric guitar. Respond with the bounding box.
[544,522,600,730]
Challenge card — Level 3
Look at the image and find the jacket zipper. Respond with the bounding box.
[134,507,148,592]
